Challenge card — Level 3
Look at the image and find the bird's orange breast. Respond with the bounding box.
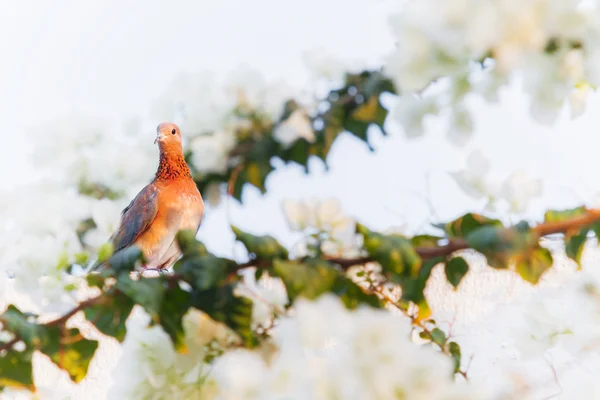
[135,180,204,267]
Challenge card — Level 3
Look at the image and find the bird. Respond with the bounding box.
[94,122,204,271]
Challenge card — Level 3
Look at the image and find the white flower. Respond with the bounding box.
[449,150,496,199]
[208,294,487,400]
[235,271,289,329]
[210,349,268,400]
[189,129,237,174]
[281,198,356,246]
[273,109,316,148]
[109,306,218,400]
[225,67,298,120]
[447,107,474,146]
[151,70,235,135]
[499,170,543,213]
[302,48,367,84]
[569,85,589,119]
[390,94,440,138]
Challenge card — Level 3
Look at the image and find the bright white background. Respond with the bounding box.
[2,1,600,398]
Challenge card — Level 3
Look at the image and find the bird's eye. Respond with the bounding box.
[171,128,176,135]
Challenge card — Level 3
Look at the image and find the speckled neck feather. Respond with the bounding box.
[155,150,192,182]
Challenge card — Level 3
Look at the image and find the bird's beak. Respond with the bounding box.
[154,133,160,145]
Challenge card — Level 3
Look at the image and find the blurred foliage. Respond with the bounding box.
[191,70,396,201]
[3,67,600,393]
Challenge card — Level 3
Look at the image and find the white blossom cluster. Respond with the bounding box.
[152,67,315,176]
[464,245,600,397]
[109,295,490,400]
[449,149,543,213]
[108,306,238,400]
[208,295,489,400]
[282,197,362,258]
[384,0,600,144]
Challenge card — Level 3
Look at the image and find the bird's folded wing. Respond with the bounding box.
[112,184,160,252]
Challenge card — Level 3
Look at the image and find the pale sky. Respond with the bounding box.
[2,0,600,258]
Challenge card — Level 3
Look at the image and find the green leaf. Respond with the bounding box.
[273,259,381,309]
[174,255,234,290]
[448,341,462,374]
[97,242,114,264]
[357,224,422,277]
[0,350,34,391]
[272,259,338,302]
[278,138,311,168]
[515,247,553,284]
[397,257,444,321]
[40,327,98,383]
[176,230,208,256]
[231,138,277,200]
[115,277,165,317]
[350,95,388,127]
[544,207,587,223]
[565,229,589,268]
[0,306,40,346]
[439,213,503,239]
[86,274,105,289]
[83,292,134,342]
[332,277,383,309]
[430,328,447,347]
[232,226,288,260]
[444,257,469,289]
[466,225,536,269]
[411,235,442,248]
[190,284,255,347]
[107,246,145,272]
[157,286,191,353]
[591,222,600,244]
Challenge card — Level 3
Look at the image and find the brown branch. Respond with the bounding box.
[44,296,103,328]
[534,208,600,236]
[0,337,19,353]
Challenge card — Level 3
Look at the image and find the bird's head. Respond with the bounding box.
[154,122,183,152]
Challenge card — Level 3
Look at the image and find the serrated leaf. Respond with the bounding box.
[445,257,469,289]
[0,350,34,391]
[83,292,134,342]
[357,224,422,277]
[190,285,255,347]
[441,213,503,239]
[232,226,288,260]
[515,247,553,284]
[157,286,191,353]
[40,327,98,383]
